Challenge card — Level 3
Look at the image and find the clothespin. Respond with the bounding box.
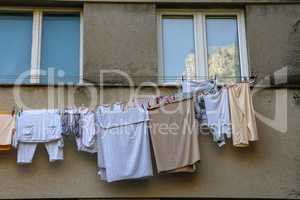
[11,106,15,117]
[248,74,257,87]
[60,106,64,116]
[18,106,23,117]
[213,74,217,84]
[156,96,160,105]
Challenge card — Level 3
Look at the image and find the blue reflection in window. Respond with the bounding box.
[162,16,195,83]
[40,13,80,84]
[0,13,33,84]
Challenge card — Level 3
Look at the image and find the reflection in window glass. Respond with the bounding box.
[206,16,241,84]
[162,16,195,83]
[0,13,33,83]
[40,13,80,84]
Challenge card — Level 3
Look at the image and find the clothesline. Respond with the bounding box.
[0,80,258,183]
[10,77,257,116]
[0,74,258,79]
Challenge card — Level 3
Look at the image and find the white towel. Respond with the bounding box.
[96,105,153,182]
[181,79,216,94]
[76,108,97,153]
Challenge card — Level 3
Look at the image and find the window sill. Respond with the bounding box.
[0,82,182,88]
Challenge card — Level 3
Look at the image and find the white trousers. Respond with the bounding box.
[17,139,64,164]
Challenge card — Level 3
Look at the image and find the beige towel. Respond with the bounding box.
[149,99,200,173]
[0,114,15,151]
[228,83,258,147]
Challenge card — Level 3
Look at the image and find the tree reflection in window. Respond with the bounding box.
[206,16,241,84]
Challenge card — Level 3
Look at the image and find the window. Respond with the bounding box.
[162,16,196,83]
[0,13,33,84]
[0,8,82,84]
[40,13,80,84]
[158,10,249,84]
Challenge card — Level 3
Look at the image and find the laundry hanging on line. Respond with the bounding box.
[148,98,200,173]
[203,87,232,147]
[0,113,15,151]
[15,109,64,164]
[0,79,259,182]
[184,79,258,148]
[228,82,258,147]
[95,103,153,182]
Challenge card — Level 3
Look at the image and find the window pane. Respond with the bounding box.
[162,16,195,83]
[0,13,33,84]
[206,16,241,84]
[41,13,80,84]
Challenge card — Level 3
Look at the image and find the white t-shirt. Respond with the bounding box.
[204,88,232,147]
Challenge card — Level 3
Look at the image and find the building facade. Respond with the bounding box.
[0,0,299,199]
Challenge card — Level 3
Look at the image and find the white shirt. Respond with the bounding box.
[204,88,231,147]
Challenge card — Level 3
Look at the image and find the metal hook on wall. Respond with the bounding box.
[293,91,300,104]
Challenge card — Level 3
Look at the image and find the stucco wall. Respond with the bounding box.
[83,3,157,84]
[246,4,300,86]
[0,86,299,199]
[0,2,299,199]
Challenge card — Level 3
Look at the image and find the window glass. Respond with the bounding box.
[162,15,195,83]
[206,16,241,84]
[0,13,33,84]
[40,13,80,84]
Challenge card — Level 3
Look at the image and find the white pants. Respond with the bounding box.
[17,139,64,164]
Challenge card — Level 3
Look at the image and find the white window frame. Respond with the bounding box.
[157,9,249,85]
[0,7,83,84]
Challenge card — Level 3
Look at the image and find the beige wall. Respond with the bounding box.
[0,2,299,199]
[83,3,157,84]
[0,86,299,199]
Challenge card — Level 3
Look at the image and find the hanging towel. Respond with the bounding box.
[95,104,153,182]
[0,114,15,151]
[76,108,97,153]
[228,83,258,147]
[204,88,231,147]
[181,79,216,94]
[148,99,200,173]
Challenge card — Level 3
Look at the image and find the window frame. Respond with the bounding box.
[157,9,249,85]
[0,7,83,85]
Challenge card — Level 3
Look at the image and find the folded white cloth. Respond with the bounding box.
[181,79,216,94]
